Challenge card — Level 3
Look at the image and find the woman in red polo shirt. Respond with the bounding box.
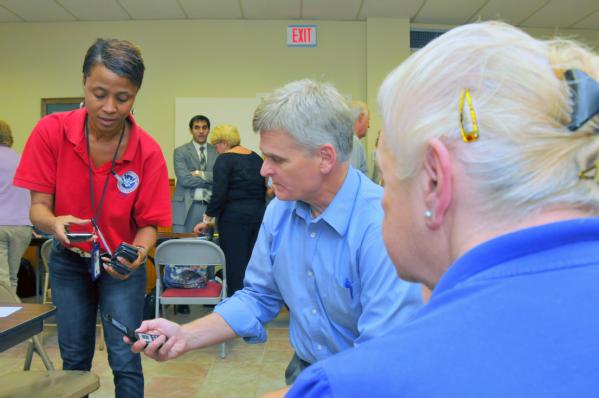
[14,38,171,398]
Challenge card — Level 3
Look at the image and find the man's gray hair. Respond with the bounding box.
[253,79,354,162]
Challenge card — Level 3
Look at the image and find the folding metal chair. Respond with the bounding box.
[154,238,227,358]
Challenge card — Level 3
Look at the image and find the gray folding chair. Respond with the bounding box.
[0,281,100,398]
[154,238,227,358]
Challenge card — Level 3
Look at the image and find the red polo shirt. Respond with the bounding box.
[14,108,172,253]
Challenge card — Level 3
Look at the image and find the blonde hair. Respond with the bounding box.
[350,100,369,121]
[378,21,599,217]
[0,120,13,147]
[209,124,241,147]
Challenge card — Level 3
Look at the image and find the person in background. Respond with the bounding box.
[0,120,32,294]
[14,38,171,398]
[172,115,217,234]
[194,124,266,296]
[349,100,369,175]
[130,79,423,387]
[171,115,217,314]
[284,21,599,397]
[371,129,382,184]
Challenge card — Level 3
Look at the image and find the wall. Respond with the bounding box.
[365,18,411,173]
[1,19,597,177]
[0,19,365,176]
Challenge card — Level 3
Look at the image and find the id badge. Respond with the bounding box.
[90,241,101,281]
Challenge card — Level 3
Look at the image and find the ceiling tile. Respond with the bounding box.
[303,0,362,20]
[179,0,242,19]
[472,0,547,25]
[56,0,129,21]
[0,0,596,30]
[413,0,488,25]
[118,0,186,20]
[0,0,76,22]
[572,8,599,29]
[360,0,424,20]
[521,0,599,28]
[241,0,300,20]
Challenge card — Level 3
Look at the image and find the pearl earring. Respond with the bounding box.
[424,210,433,219]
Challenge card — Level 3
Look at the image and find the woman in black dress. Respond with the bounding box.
[194,124,266,295]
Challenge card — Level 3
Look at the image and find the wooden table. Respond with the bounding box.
[0,303,56,352]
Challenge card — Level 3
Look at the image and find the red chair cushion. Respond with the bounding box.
[162,280,222,298]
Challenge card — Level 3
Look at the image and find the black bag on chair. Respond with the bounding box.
[17,258,36,298]
[143,288,157,320]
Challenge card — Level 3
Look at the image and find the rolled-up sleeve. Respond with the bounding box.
[214,210,284,343]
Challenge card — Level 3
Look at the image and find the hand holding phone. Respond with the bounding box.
[104,314,162,345]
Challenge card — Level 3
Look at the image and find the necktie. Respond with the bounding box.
[199,146,206,171]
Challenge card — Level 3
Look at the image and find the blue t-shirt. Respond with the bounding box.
[289,218,599,397]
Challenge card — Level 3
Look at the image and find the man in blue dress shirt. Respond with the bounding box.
[131,79,423,385]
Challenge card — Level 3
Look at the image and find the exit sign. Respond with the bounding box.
[287,24,317,47]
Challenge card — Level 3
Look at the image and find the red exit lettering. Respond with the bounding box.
[292,27,312,43]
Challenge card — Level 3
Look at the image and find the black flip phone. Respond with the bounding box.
[66,232,94,242]
[105,243,139,275]
[104,314,160,345]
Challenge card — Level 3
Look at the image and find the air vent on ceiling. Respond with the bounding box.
[410,29,447,50]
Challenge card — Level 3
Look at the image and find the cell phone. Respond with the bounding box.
[66,232,94,242]
[104,243,140,275]
[104,314,161,345]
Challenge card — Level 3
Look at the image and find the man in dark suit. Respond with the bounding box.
[172,115,218,233]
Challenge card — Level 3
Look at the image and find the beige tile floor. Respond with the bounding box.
[0,305,292,398]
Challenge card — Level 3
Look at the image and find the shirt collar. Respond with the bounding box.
[434,217,599,295]
[192,140,206,151]
[64,108,87,161]
[294,167,360,236]
[120,113,139,163]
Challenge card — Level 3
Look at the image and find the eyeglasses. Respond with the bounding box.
[459,89,479,143]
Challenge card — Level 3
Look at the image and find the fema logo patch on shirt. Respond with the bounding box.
[117,171,140,194]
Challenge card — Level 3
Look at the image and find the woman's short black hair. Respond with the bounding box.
[82,38,145,89]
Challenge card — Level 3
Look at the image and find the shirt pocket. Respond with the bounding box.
[319,272,360,327]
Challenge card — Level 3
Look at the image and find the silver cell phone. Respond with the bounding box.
[104,314,160,345]
[66,232,94,242]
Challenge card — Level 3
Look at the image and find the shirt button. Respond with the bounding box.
[317,344,323,350]
[307,270,313,277]
[311,308,317,315]
[310,232,316,238]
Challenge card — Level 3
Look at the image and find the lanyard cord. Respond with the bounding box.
[85,116,126,228]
